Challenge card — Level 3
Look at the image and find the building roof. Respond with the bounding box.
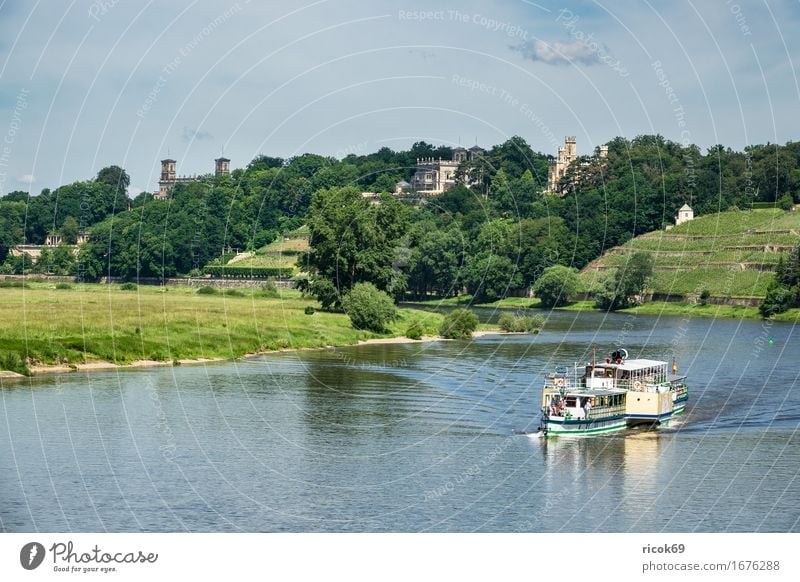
[215,157,230,162]
[469,145,484,151]
[161,158,177,163]
[679,203,693,211]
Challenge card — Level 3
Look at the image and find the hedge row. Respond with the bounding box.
[202,265,294,279]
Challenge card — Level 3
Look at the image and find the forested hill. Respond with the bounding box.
[1,135,799,301]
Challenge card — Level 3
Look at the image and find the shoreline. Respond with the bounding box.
[3,331,514,380]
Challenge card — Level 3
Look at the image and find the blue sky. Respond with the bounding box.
[0,0,798,196]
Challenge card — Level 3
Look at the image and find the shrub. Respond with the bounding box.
[699,289,711,305]
[55,282,73,290]
[257,279,279,299]
[196,286,219,295]
[223,289,245,297]
[439,308,479,339]
[0,352,30,376]
[405,321,423,340]
[759,282,797,318]
[119,282,137,291]
[778,193,794,211]
[0,280,25,288]
[532,265,579,308]
[498,312,543,333]
[342,282,397,333]
[304,306,316,315]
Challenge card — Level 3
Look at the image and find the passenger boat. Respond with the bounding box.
[537,349,688,437]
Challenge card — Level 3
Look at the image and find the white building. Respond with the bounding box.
[675,203,694,225]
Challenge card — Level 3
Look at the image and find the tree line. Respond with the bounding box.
[2,135,799,307]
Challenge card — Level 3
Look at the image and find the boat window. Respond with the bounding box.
[565,397,577,407]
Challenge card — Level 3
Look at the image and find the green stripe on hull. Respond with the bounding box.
[546,422,627,436]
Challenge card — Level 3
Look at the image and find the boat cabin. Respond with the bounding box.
[584,359,669,392]
[543,388,626,420]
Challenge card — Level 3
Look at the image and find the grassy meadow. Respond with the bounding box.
[0,282,443,375]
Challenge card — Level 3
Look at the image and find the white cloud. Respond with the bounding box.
[511,39,600,66]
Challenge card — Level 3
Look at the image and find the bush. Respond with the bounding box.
[342,282,397,333]
[196,286,219,295]
[498,312,543,333]
[257,280,279,299]
[405,321,423,340]
[532,265,579,308]
[304,306,316,315]
[0,352,30,376]
[699,289,711,305]
[119,282,137,291]
[0,280,25,288]
[778,194,794,211]
[223,289,245,297]
[55,282,73,290]
[439,308,479,339]
[759,282,797,318]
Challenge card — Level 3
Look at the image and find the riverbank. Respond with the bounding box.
[405,295,800,321]
[0,282,519,378]
[0,283,451,377]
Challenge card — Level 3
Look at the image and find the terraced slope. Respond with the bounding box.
[228,229,309,274]
[580,208,800,298]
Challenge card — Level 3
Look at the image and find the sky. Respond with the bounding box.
[0,0,799,197]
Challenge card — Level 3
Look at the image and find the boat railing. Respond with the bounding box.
[545,403,626,420]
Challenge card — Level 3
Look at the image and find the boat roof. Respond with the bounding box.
[563,388,627,396]
[594,358,667,370]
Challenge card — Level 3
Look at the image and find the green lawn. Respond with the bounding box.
[0,283,443,375]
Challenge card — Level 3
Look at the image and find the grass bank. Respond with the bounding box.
[0,282,444,376]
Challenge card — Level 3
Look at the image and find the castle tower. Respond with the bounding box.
[564,136,576,161]
[215,157,230,176]
[599,145,609,159]
[547,137,578,193]
[157,159,177,199]
[160,159,176,181]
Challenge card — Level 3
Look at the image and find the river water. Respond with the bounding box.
[2,310,799,532]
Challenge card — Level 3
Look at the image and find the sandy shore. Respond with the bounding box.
[4,330,514,379]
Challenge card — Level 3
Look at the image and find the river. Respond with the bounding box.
[1,310,799,532]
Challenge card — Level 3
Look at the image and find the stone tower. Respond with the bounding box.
[547,136,577,193]
[215,157,230,176]
[158,159,177,198]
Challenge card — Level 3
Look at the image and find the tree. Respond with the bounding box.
[342,282,397,332]
[463,253,522,303]
[96,165,130,194]
[439,308,479,339]
[60,216,80,244]
[533,265,579,308]
[304,186,410,308]
[594,252,654,310]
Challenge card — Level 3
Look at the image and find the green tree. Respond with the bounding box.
[96,165,130,193]
[60,216,80,244]
[342,282,397,332]
[439,308,479,339]
[533,265,579,308]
